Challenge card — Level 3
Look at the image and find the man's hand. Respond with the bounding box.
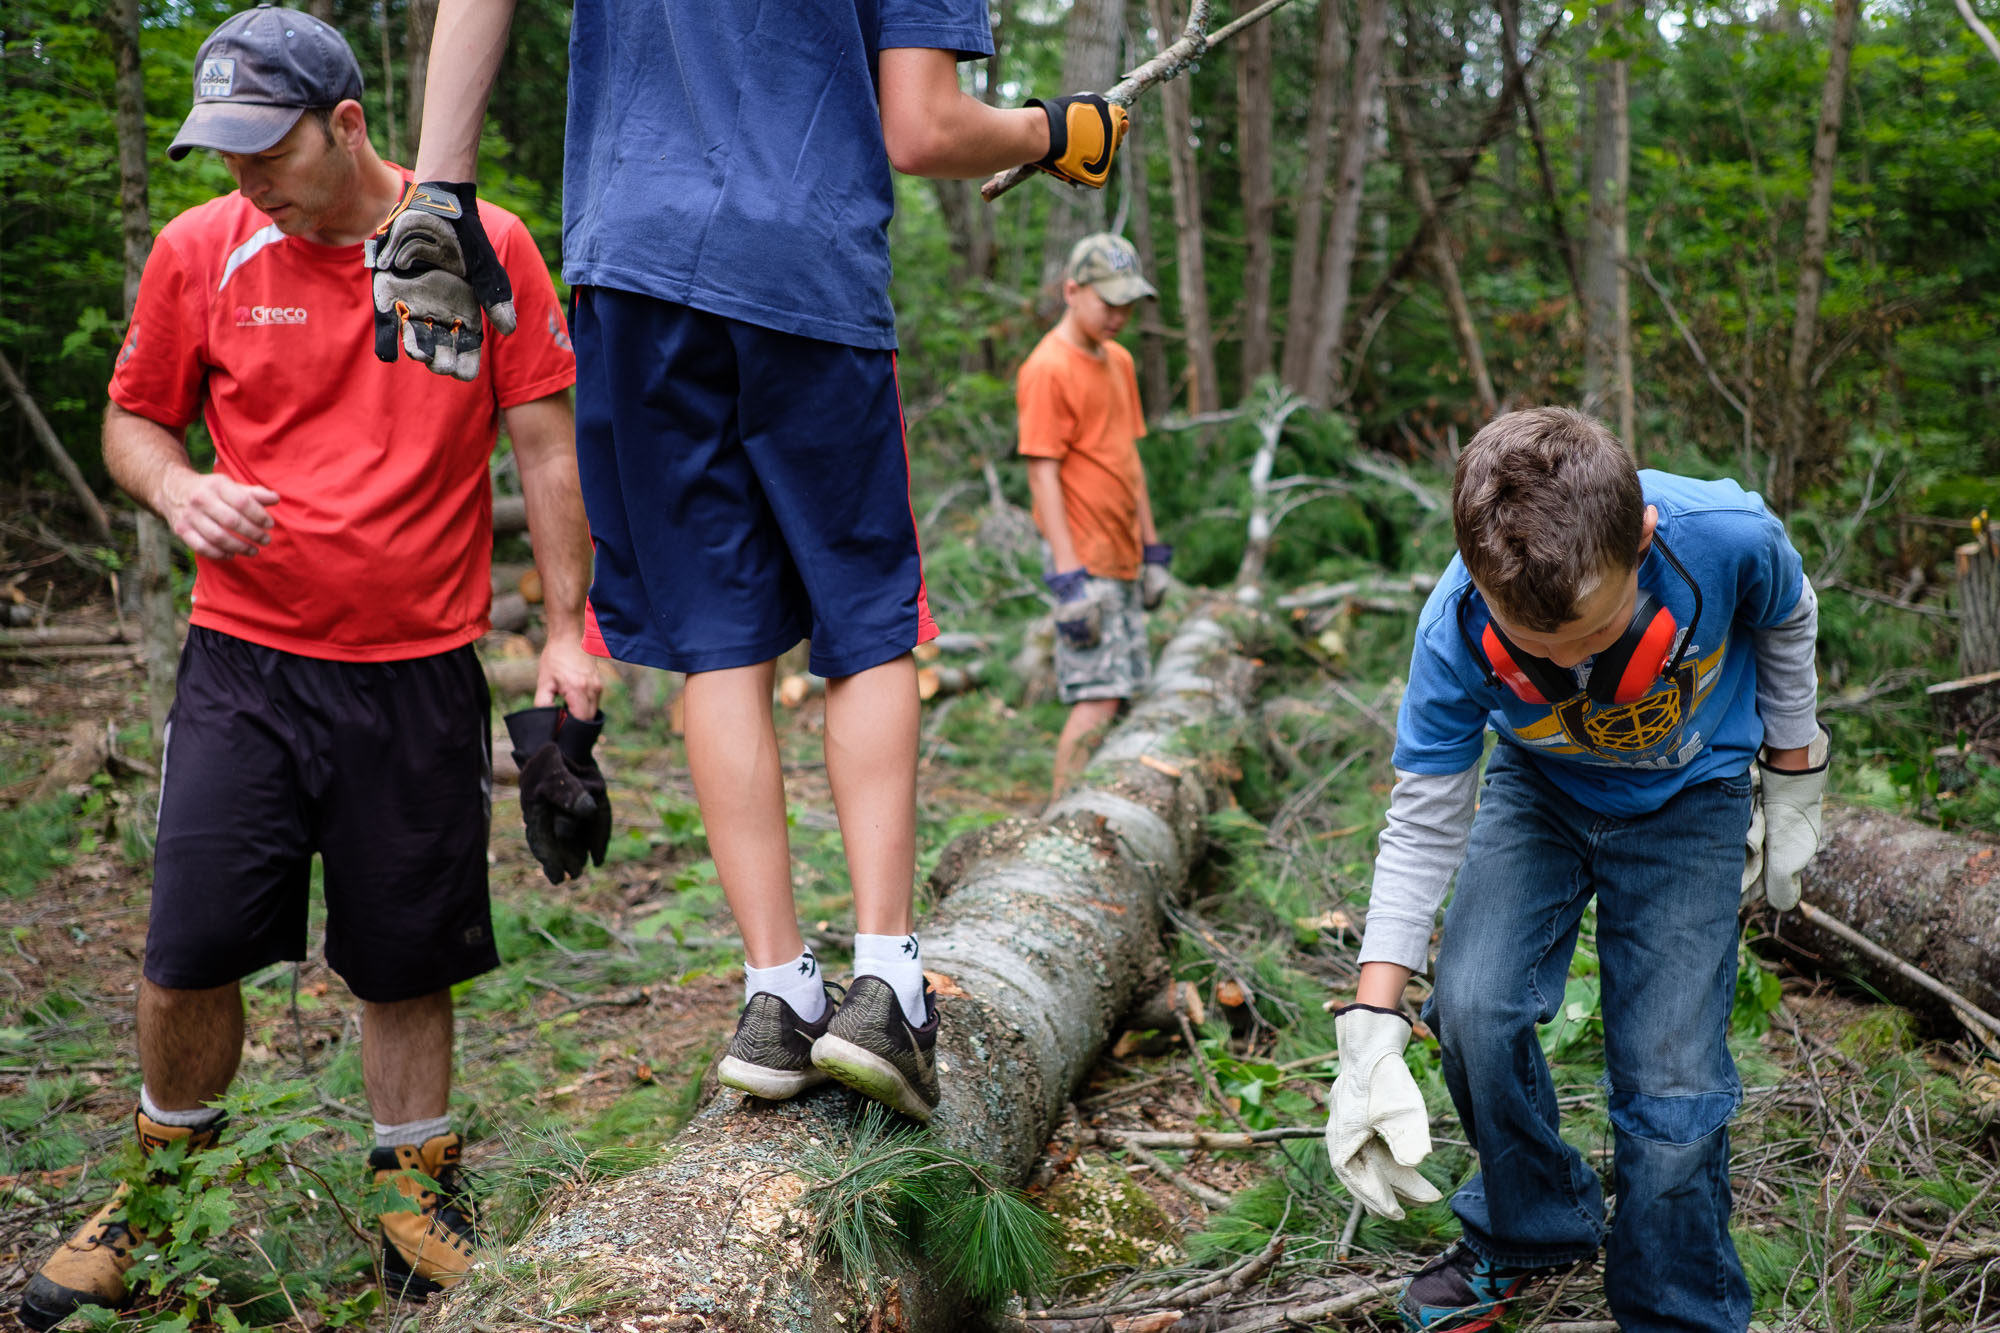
[1046,568,1102,649]
[505,706,611,884]
[1325,1004,1443,1220]
[1141,543,1173,611]
[535,633,603,721]
[365,180,516,382]
[1745,725,1830,912]
[160,470,280,559]
[1027,93,1128,189]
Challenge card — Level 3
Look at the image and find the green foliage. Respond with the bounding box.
[798,1105,1058,1308]
[0,792,75,898]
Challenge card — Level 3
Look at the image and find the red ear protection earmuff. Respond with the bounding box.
[1456,534,1701,707]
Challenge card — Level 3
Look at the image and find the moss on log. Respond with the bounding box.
[430,610,1255,1333]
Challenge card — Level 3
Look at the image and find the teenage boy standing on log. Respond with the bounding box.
[1016,233,1168,801]
[22,8,598,1324]
[377,0,1128,1123]
[1326,408,1826,1333]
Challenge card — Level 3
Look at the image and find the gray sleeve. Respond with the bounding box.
[1357,765,1480,973]
[1753,574,1820,751]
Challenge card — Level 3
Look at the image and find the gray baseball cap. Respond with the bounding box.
[1065,233,1157,305]
[169,5,364,161]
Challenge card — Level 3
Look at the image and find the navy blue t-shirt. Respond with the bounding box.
[564,0,994,351]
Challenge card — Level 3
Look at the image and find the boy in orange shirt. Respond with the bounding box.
[1017,234,1165,799]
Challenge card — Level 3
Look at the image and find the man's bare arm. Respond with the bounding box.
[412,0,518,180]
[505,391,602,718]
[1025,457,1082,572]
[877,48,1047,178]
[104,403,278,560]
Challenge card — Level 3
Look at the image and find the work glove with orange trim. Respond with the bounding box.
[366,180,516,382]
[1026,93,1129,189]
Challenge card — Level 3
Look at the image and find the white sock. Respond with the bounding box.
[744,947,828,1022]
[372,1114,453,1150]
[853,932,928,1027]
[139,1085,223,1129]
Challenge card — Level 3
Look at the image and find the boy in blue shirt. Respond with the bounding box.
[1325,408,1826,1332]
[372,0,1129,1123]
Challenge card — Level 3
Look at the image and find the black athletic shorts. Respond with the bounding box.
[146,626,500,1003]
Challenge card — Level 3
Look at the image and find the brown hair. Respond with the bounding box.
[1452,407,1644,631]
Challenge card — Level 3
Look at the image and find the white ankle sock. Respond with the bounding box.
[139,1085,223,1129]
[372,1114,453,1150]
[853,933,928,1026]
[744,947,828,1022]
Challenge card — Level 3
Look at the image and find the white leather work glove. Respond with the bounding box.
[1748,724,1830,912]
[1325,1004,1442,1220]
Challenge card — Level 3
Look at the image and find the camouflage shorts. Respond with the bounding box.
[1056,576,1151,704]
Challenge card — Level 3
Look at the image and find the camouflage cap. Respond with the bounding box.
[169,5,363,161]
[1065,233,1157,306]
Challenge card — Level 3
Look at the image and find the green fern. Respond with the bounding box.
[798,1105,1056,1307]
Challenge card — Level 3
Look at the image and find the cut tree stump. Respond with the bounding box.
[429,606,1256,1333]
[1772,802,2000,1030]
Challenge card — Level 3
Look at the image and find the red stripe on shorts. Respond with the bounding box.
[890,352,940,647]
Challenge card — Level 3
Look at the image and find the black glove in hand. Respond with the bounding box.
[366,180,517,382]
[505,706,611,884]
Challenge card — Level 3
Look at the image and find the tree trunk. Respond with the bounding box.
[405,0,440,162]
[1775,0,1859,515]
[1278,0,1346,392]
[1957,533,2000,678]
[429,612,1255,1333]
[107,0,178,749]
[1039,0,1124,315]
[1581,0,1633,450]
[1125,112,1174,417]
[1236,12,1276,388]
[1771,803,2000,1031]
[1390,97,1498,422]
[1150,0,1221,414]
[377,0,401,165]
[1496,0,1583,308]
[308,0,334,20]
[1299,0,1387,408]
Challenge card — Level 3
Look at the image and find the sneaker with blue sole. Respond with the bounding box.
[1397,1241,1573,1332]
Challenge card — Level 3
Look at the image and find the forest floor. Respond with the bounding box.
[3,513,1999,1332]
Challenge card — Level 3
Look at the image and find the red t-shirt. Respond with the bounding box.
[110,184,575,662]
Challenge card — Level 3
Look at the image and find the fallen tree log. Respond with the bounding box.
[1771,802,2000,1033]
[432,606,1255,1333]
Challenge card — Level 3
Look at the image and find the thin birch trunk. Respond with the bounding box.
[406,0,440,162]
[1279,0,1346,391]
[1040,0,1124,315]
[1150,0,1220,413]
[1236,12,1276,387]
[1776,0,1859,514]
[1300,0,1387,408]
[1581,0,1633,449]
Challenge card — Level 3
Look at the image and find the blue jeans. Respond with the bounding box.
[1423,743,1753,1333]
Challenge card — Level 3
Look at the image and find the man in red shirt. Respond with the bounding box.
[22,7,594,1325]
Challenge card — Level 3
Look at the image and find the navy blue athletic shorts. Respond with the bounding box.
[146,627,499,1003]
[572,287,938,678]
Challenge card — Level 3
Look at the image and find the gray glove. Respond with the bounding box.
[366,181,517,382]
[1141,543,1172,611]
[1743,724,1830,912]
[1046,568,1102,649]
[1325,1004,1442,1220]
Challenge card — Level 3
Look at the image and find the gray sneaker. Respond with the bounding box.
[810,976,939,1122]
[717,985,840,1100]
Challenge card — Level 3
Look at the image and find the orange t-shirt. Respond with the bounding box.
[110,181,575,662]
[1015,331,1148,580]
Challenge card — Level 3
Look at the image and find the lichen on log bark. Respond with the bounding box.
[429,610,1255,1333]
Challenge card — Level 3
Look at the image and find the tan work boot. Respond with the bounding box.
[20,1110,225,1331]
[370,1131,480,1301]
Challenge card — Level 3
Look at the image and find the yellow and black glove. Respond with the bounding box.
[1027,93,1128,189]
